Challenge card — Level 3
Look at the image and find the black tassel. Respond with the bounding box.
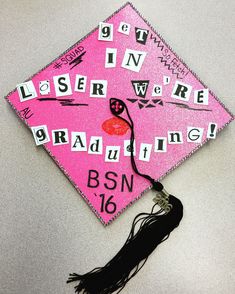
[67,195,183,293]
[67,98,184,294]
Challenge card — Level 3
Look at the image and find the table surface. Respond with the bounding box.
[0,1,234,294]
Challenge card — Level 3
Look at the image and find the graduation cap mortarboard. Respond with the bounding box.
[5,2,234,293]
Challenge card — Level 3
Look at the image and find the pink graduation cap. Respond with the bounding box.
[5,3,234,294]
[5,3,233,225]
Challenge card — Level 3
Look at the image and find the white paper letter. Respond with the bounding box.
[98,22,113,41]
[90,80,108,98]
[39,80,50,95]
[53,74,72,97]
[71,132,87,151]
[124,140,136,156]
[171,81,192,101]
[52,129,69,145]
[194,89,209,105]
[31,125,50,146]
[122,49,147,72]
[17,81,37,102]
[105,146,121,162]
[139,143,152,161]
[105,48,117,68]
[88,136,103,154]
[207,122,217,139]
[154,137,167,152]
[187,127,204,143]
[74,75,87,93]
[118,22,131,35]
[168,131,183,144]
[152,84,162,97]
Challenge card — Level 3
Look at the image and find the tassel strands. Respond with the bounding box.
[67,195,183,294]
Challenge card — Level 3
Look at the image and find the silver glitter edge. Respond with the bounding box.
[4,2,234,226]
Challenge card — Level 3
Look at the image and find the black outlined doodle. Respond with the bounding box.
[127,97,163,109]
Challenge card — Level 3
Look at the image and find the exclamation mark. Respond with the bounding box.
[207,123,217,139]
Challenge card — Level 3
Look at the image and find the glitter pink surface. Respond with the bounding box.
[5,3,234,224]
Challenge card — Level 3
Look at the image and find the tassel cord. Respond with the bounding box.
[118,103,156,187]
[67,98,184,294]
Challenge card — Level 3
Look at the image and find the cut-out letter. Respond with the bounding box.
[39,80,50,95]
[53,74,72,97]
[105,146,121,162]
[121,49,147,72]
[90,80,108,98]
[194,89,209,105]
[135,27,149,45]
[124,140,136,156]
[168,131,183,144]
[52,129,69,145]
[118,22,131,35]
[139,143,152,161]
[131,80,149,98]
[98,22,113,41]
[31,125,50,146]
[105,48,117,68]
[152,84,162,97]
[71,132,87,151]
[171,81,192,101]
[154,137,167,152]
[74,75,87,92]
[207,122,217,139]
[187,127,204,143]
[17,81,37,102]
[88,136,103,154]
[163,76,170,85]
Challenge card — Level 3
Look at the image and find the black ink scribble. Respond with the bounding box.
[158,57,182,79]
[37,98,67,101]
[69,51,86,69]
[166,101,212,112]
[127,98,163,109]
[53,61,63,69]
[37,98,88,107]
[150,34,188,79]
[60,102,88,107]
[150,34,164,51]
